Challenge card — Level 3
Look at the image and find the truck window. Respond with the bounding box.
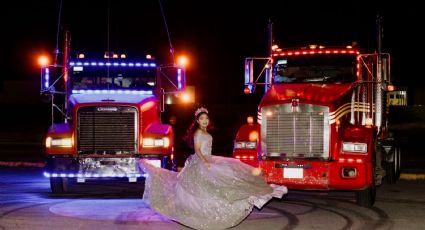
[70,66,156,91]
[273,55,357,84]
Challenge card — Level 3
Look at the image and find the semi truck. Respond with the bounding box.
[233,20,401,207]
[40,32,186,193]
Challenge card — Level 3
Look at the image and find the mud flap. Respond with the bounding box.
[50,177,68,193]
[356,186,376,207]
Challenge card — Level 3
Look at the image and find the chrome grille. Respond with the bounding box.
[261,104,329,158]
[77,106,138,154]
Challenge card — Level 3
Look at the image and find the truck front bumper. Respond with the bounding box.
[43,155,165,181]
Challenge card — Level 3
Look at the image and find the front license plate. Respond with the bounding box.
[283,168,303,178]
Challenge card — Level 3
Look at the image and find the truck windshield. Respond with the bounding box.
[70,67,156,91]
[273,54,357,84]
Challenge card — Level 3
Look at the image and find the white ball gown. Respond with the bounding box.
[139,132,287,230]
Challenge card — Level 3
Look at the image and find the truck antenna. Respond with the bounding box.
[264,19,273,92]
[158,0,175,64]
[376,14,383,54]
[107,0,111,55]
[54,0,63,66]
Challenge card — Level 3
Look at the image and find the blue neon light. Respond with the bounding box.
[71,89,153,95]
[177,68,182,89]
[43,171,145,178]
[44,68,50,89]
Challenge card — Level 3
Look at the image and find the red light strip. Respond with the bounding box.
[273,49,359,57]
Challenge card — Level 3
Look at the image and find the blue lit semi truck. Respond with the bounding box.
[40,32,186,193]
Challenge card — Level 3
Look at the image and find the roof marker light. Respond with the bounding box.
[67,60,168,68]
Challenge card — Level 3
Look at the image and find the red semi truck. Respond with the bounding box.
[233,21,401,207]
[40,32,186,193]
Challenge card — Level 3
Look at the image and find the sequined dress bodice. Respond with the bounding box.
[196,131,212,156]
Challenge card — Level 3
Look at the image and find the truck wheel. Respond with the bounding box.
[384,161,396,184]
[50,177,68,193]
[395,146,402,180]
[356,186,376,207]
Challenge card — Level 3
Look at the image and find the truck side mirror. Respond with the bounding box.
[40,66,51,93]
[243,57,272,94]
[158,64,186,93]
[40,65,63,94]
[244,58,254,91]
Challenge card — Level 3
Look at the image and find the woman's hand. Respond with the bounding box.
[204,161,211,169]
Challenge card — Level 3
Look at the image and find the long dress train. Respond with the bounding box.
[139,132,287,230]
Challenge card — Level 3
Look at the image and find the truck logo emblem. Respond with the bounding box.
[291,98,299,112]
[97,107,118,112]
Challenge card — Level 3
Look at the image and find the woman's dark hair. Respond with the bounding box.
[183,110,212,149]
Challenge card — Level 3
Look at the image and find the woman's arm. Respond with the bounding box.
[194,130,210,167]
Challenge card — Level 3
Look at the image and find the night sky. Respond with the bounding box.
[0,0,423,155]
[2,0,423,104]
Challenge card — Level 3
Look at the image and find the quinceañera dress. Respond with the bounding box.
[139,132,287,230]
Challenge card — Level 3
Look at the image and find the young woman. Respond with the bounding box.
[139,107,287,230]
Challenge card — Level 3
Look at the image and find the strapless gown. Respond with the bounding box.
[139,132,287,230]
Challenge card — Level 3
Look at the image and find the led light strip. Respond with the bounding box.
[69,61,156,67]
[71,89,153,95]
[43,172,146,178]
[273,49,359,57]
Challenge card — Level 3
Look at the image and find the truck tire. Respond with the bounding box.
[384,145,401,184]
[395,146,402,180]
[356,186,376,207]
[384,161,396,184]
[50,177,68,193]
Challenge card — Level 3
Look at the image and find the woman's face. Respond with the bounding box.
[197,113,209,129]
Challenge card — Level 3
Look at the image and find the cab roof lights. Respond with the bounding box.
[273,49,359,57]
[69,61,157,68]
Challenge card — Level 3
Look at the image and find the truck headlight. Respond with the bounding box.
[143,137,170,148]
[46,137,73,148]
[342,142,367,153]
[234,141,257,149]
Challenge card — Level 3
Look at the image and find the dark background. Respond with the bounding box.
[1,1,424,164]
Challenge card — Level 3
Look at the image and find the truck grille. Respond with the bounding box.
[77,106,138,154]
[261,104,329,158]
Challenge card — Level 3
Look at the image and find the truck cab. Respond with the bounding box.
[40,42,186,193]
[234,45,401,207]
